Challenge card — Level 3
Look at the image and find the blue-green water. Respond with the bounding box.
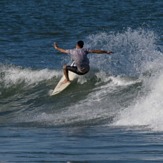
[0,0,163,162]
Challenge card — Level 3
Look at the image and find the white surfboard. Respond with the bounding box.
[51,71,77,96]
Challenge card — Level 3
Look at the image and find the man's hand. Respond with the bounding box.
[107,51,113,54]
[53,42,68,54]
[54,42,59,50]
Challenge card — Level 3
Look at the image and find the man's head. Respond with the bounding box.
[76,40,84,48]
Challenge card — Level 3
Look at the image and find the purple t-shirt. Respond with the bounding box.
[65,48,90,72]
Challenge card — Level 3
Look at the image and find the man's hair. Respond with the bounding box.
[77,40,84,48]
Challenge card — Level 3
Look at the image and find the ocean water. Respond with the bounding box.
[0,0,163,162]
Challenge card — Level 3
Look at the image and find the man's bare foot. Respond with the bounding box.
[61,79,71,84]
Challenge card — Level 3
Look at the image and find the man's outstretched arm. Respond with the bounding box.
[89,49,113,54]
[54,43,68,54]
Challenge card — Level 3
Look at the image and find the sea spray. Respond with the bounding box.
[86,28,160,76]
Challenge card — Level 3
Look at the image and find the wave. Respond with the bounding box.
[1,28,163,132]
[0,64,142,127]
[14,72,142,127]
[0,64,140,96]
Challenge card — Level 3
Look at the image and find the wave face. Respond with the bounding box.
[0,28,163,132]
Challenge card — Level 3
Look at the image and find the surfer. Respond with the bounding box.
[54,41,113,84]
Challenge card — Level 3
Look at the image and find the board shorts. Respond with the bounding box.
[66,65,89,75]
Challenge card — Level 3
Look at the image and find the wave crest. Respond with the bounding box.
[0,65,61,88]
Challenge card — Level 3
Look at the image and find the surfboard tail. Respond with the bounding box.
[51,72,77,96]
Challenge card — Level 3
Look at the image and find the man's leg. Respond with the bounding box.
[62,65,89,84]
[63,65,70,83]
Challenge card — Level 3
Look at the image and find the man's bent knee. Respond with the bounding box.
[63,64,67,69]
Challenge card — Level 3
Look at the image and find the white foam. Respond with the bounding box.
[114,71,163,131]
[0,65,61,88]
